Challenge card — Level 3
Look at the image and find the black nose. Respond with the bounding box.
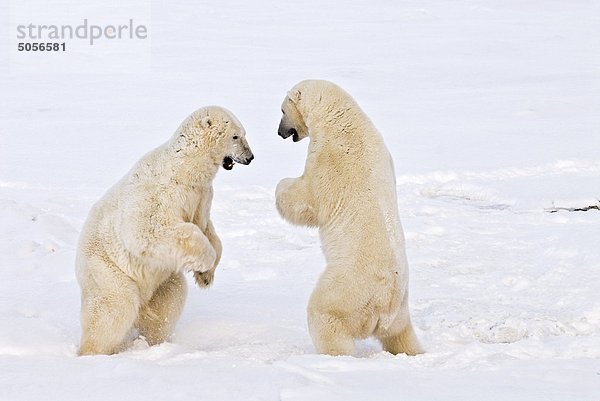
[248,154,254,163]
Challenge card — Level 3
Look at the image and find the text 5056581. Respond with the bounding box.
[18,42,66,51]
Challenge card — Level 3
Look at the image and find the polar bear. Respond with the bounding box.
[76,106,253,356]
[275,80,423,356]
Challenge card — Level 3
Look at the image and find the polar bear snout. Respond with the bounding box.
[223,135,254,170]
[222,152,253,170]
[231,137,254,165]
[278,120,300,142]
[278,117,294,139]
[233,151,254,165]
[279,126,297,140]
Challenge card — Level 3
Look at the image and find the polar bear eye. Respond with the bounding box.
[232,135,239,140]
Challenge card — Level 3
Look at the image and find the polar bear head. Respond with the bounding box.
[278,80,354,143]
[278,88,309,142]
[173,106,254,170]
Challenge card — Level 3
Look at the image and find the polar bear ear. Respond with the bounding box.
[200,116,213,129]
[287,89,302,104]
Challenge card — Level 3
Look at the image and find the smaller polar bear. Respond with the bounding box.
[276,80,423,356]
[76,106,253,356]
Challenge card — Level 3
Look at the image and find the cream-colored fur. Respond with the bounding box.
[76,106,253,356]
[276,80,423,356]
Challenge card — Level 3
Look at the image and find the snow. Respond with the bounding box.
[1,0,599,400]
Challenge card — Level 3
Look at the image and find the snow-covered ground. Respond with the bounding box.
[1,1,599,400]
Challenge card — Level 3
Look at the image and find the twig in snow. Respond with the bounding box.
[546,201,600,213]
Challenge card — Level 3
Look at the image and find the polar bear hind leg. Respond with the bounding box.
[307,310,356,356]
[78,258,141,356]
[378,318,423,356]
[136,272,187,345]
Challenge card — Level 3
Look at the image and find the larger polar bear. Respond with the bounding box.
[76,106,253,355]
[276,80,423,356]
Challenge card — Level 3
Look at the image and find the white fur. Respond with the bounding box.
[76,106,252,355]
[276,80,423,356]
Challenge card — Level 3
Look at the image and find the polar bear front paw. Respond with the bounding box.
[193,269,215,288]
[275,178,318,227]
[176,223,216,272]
[275,177,294,197]
[181,246,216,273]
[275,178,295,214]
